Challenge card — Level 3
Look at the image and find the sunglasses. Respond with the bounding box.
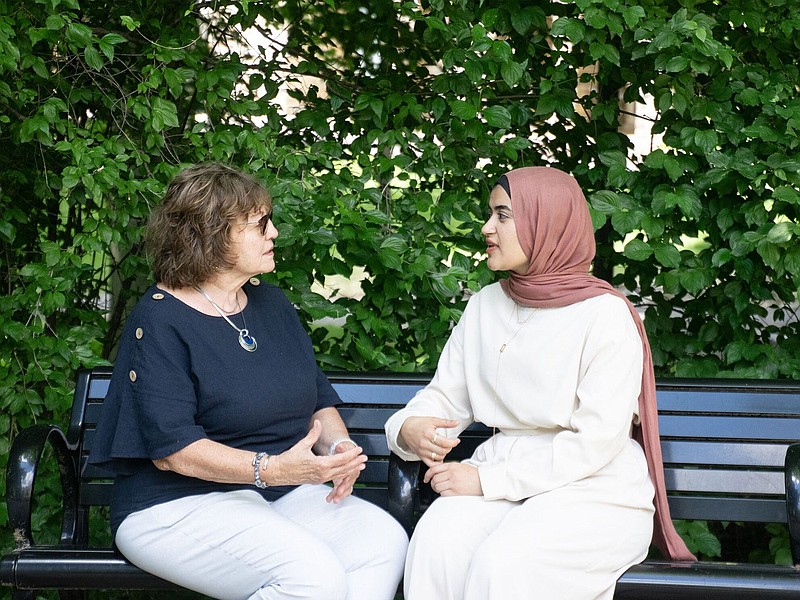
[246,210,273,236]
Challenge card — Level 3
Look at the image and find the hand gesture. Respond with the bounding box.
[327,439,361,503]
[399,416,460,467]
[269,421,367,489]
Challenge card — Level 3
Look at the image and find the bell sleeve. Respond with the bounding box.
[88,300,206,475]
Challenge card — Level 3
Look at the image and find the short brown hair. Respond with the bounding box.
[146,163,272,289]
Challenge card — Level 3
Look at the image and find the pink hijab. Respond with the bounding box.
[499,166,695,562]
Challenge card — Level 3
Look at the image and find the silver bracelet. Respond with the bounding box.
[328,437,356,456]
[252,451,270,489]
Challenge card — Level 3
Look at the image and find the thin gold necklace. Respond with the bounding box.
[492,302,538,441]
[499,303,537,353]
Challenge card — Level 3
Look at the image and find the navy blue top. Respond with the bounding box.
[87,280,341,534]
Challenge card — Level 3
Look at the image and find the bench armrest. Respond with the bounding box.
[387,453,421,535]
[786,443,800,567]
[5,424,79,549]
[387,453,443,536]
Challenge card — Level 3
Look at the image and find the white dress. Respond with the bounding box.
[385,282,655,600]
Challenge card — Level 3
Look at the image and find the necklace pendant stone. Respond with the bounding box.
[239,332,258,352]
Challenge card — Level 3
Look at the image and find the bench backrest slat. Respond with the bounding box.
[71,368,800,526]
[662,440,789,467]
[664,468,785,495]
[659,415,800,442]
[668,496,789,523]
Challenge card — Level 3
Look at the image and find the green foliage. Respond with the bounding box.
[1,0,798,572]
[675,519,722,559]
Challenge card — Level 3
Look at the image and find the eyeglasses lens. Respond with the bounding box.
[259,211,272,236]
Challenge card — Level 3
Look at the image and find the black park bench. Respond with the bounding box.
[2,366,800,599]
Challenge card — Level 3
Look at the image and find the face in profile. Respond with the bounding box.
[481,186,530,275]
[227,210,279,278]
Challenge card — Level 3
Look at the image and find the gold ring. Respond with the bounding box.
[431,451,436,461]
[432,432,439,444]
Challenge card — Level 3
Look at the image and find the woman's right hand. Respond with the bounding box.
[267,420,367,486]
[399,416,461,467]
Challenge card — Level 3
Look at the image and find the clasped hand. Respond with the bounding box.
[399,416,482,497]
[271,420,367,504]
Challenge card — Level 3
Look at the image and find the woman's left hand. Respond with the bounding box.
[423,462,483,497]
[327,440,360,503]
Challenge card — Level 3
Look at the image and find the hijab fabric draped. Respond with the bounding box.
[498,166,695,562]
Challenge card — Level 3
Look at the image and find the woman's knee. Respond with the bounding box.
[375,512,410,565]
[253,552,347,600]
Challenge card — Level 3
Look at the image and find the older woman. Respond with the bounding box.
[386,166,693,600]
[89,163,407,600]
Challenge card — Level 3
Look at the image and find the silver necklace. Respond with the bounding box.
[195,286,258,352]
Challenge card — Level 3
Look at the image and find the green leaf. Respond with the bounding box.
[758,241,781,269]
[66,22,93,46]
[380,235,407,253]
[712,248,734,267]
[623,238,653,261]
[500,61,525,88]
[679,269,709,295]
[693,129,719,153]
[0,220,15,242]
[120,15,141,31]
[622,6,646,27]
[84,45,104,71]
[510,10,533,35]
[663,155,684,181]
[654,244,682,268]
[611,210,640,234]
[671,185,702,218]
[767,221,794,244]
[45,14,66,30]
[483,105,512,129]
[377,246,404,270]
[151,97,179,131]
[101,33,127,46]
[308,228,338,245]
[785,248,800,276]
[430,271,461,298]
[450,99,477,120]
[590,190,622,214]
[666,56,690,72]
[641,214,665,238]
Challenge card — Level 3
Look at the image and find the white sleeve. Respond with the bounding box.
[385,306,475,461]
[476,301,644,501]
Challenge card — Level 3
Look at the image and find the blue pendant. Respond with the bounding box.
[239,331,258,352]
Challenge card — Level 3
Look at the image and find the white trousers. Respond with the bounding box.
[115,485,408,600]
[404,440,655,600]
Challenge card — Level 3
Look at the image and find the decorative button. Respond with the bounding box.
[135,327,144,339]
[152,293,164,300]
[129,370,137,382]
[249,277,261,286]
